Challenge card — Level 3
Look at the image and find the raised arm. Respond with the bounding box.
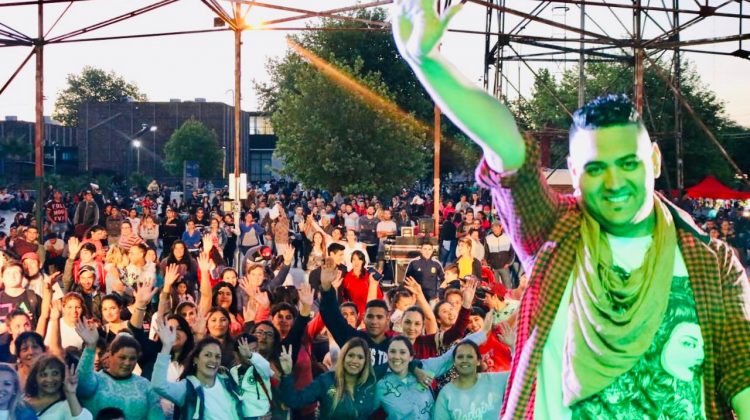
[392,0,525,172]
[404,276,438,334]
[74,319,100,398]
[196,252,213,316]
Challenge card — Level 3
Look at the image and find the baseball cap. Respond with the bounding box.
[21,252,39,262]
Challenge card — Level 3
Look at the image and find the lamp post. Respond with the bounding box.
[130,124,156,174]
[132,139,142,173]
[51,141,58,174]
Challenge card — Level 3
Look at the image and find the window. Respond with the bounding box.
[250,151,273,181]
[249,115,273,135]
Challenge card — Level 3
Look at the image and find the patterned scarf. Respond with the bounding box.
[563,195,676,405]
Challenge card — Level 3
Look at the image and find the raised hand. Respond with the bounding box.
[254,289,270,310]
[497,321,516,347]
[392,0,464,62]
[134,277,157,308]
[154,317,176,350]
[162,264,180,292]
[403,276,425,298]
[243,300,257,324]
[67,237,81,259]
[202,234,213,255]
[320,258,341,292]
[74,318,99,348]
[279,344,294,376]
[192,309,207,337]
[461,278,478,308]
[237,336,255,361]
[63,363,79,395]
[45,272,61,291]
[196,252,211,273]
[283,246,294,266]
[298,283,314,313]
[482,309,496,334]
[50,300,62,320]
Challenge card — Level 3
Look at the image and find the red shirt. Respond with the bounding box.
[341,271,382,321]
[479,330,512,373]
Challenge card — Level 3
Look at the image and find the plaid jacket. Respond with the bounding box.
[475,137,750,420]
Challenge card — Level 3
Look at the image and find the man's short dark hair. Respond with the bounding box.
[570,94,643,136]
[96,407,126,420]
[328,243,346,254]
[271,302,298,318]
[365,299,388,313]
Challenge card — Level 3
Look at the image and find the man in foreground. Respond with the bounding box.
[392,1,750,418]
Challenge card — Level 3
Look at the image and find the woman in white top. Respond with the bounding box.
[151,319,272,420]
[24,355,92,419]
[127,209,141,235]
[342,229,369,271]
[139,215,160,249]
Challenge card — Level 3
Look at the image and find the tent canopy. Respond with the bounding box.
[685,176,750,200]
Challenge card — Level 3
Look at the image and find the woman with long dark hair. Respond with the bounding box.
[24,355,91,419]
[433,340,508,419]
[151,323,272,420]
[279,337,376,419]
[340,251,382,321]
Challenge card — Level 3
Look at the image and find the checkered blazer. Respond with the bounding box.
[475,137,750,420]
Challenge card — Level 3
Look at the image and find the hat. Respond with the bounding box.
[78,265,97,278]
[21,252,39,262]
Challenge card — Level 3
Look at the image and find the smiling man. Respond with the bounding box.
[392,1,750,419]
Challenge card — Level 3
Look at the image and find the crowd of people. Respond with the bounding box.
[0,172,533,419]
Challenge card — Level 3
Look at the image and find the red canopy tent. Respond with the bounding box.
[685,176,750,200]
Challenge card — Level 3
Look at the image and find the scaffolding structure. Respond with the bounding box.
[0,0,748,232]
[468,0,749,191]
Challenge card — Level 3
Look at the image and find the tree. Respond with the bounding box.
[257,8,480,188]
[0,133,32,161]
[511,60,750,188]
[163,120,222,179]
[53,66,147,126]
[271,57,428,196]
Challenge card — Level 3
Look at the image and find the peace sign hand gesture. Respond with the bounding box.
[63,363,79,395]
[237,336,255,361]
[279,344,294,376]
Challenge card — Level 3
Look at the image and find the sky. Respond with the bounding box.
[1,0,749,128]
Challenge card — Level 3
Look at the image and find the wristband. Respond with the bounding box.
[134,306,147,312]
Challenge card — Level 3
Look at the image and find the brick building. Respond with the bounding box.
[0,116,79,181]
[79,100,279,182]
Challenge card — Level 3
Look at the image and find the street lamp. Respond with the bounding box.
[130,124,156,174]
[132,139,142,173]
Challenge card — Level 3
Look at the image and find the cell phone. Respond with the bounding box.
[367,266,383,281]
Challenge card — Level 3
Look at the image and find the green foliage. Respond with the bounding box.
[128,172,149,194]
[163,120,222,179]
[270,57,428,196]
[53,66,147,126]
[0,133,32,160]
[512,60,750,187]
[256,7,480,188]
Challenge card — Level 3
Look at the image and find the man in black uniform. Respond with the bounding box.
[404,240,444,302]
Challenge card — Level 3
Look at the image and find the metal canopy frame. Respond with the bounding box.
[0,0,748,233]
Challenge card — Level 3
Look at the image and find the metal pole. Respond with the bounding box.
[578,1,585,107]
[137,146,140,172]
[53,143,56,174]
[673,0,683,191]
[633,0,644,114]
[233,3,242,271]
[433,0,444,236]
[34,0,44,233]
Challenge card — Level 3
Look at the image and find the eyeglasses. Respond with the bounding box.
[253,331,274,338]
